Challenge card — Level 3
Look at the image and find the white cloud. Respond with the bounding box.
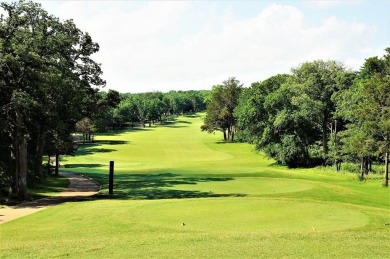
[302,0,361,8]
[33,1,385,93]
[303,0,342,8]
[135,3,377,90]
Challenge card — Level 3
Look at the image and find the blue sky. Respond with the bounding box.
[4,0,390,93]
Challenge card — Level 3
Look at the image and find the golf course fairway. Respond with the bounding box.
[0,114,389,258]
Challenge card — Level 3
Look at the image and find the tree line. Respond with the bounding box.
[100,90,207,130]
[74,90,208,143]
[203,49,389,186]
[0,1,209,201]
[0,1,105,200]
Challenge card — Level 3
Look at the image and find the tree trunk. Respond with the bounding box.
[334,120,339,172]
[384,151,389,187]
[47,154,51,175]
[368,159,372,173]
[364,158,369,175]
[18,136,28,200]
[336,161,341,172]
[322,114,329,155]
[360,157,365,180]
[228,125,235,142]
[11,149,19,198]
[223,130,227,141]
[55,152,59,176]
[13,110,28,200]
[33,130,46,180]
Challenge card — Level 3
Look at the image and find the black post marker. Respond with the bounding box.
[109,161,114,195]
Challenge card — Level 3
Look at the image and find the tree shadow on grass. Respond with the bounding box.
[65,164,105,168]
[93,140,129,145]
[160,118,190,128]
[184,114,200,118]
[97,129,131,136]
[215,141,235,144]
[176,120,192,124]
[75,148,117,156]
[85,173,246,200]
[127,127,154,132]
[162,125,189,129]
[97,127,153,136]
[73,141,126,156]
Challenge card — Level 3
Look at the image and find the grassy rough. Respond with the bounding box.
[1,114,389,258]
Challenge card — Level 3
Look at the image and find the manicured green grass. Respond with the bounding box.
[1,114,389,258]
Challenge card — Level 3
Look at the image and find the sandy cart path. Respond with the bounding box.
[0,172,100,224]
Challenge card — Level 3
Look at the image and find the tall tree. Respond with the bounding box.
[291,60,347,158]
[202,77,242,141]
[259,76,319,167]
[0,0,105,200]
[235,74,291,144]
[337,48,390,185]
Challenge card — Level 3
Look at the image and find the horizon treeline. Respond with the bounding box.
[90,90,208,132]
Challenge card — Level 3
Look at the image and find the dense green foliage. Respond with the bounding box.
[234,50,389,185]
[1,115,388,258]
[0,1,208,201]
[201,77,242,141]
[235,61,349,167]
[335,50,390,185]
[0,1,105,200]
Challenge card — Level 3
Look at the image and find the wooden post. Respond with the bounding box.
[109,161,114,195]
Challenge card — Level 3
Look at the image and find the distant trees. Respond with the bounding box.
[201,77,242,141]
[106,90,208,129]
[94,89,121,130]
[75,117,96,143]
[73,88,204,135]
[0,1,105,200]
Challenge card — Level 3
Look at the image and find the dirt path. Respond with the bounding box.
[0,172,100,224]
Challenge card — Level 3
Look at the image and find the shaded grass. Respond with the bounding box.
[27,175,70,199]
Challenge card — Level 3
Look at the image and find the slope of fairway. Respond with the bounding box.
[62,116,239,173]
[1,114,389,258]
